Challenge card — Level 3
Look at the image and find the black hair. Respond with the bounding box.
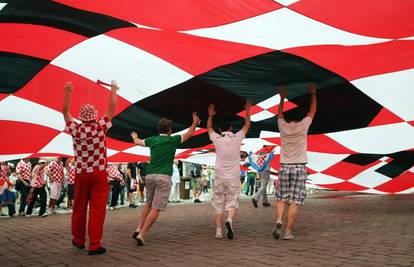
[158,118,173,134]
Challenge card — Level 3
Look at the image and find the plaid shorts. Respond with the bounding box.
[145,174,172,211]
[276,164,307,205]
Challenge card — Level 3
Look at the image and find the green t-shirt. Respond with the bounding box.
[144,134,181,176]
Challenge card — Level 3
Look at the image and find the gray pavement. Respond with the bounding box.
[0,192,413,267]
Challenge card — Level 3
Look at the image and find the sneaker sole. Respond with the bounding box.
[225,221,234,240]
[272,223,282,239]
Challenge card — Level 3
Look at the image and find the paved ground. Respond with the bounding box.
[1,192,413,267]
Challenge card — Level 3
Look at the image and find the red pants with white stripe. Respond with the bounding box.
[72,170,109,250]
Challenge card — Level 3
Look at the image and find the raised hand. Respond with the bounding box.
[192,112,200,125]
[245,99,253,112]
[111,80,119,91]
[131,132,138,140]
[207,104,217,117]
[278,86,287,99]
[64,82,73,94]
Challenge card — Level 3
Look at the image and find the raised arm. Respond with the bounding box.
[182,112,200,143]
[241,100,252,135]
[131,132,145,147]
[307,82,317,119]
[277,86,287,120]
[207,104,217,135]
[62,82,74,123]
[106,80,119,121]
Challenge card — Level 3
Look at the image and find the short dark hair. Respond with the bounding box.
[158,118,172,134]
[283,110,307,123]
[219,121,232,132]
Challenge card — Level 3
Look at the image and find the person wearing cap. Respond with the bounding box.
[25,159,48,217]
[62,80,119,255]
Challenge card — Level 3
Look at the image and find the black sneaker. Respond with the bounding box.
[136,236,145,246]
[132,231,139,240]
[88,247,106,255]
[72,240,85,250]
[263,203,271,207]
[251,198,258,208]
[129,204,137,208]
[194,199,202,203]
[225,221,234,240]
[272,222,282,240]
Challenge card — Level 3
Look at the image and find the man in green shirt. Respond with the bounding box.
[130,113,200,246]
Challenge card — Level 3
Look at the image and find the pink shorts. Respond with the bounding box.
[212,178,241,214]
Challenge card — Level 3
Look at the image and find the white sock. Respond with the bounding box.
[226,218,233,224]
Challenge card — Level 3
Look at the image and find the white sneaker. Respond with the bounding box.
[215,228,223,239]
[283,232,295,240]
[40,212,49,217]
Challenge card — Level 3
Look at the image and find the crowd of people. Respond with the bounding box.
[1,80,317,255]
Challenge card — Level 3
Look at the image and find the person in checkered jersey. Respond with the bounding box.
[15,158,32,215]
[106,163,124,210]
[272,83,317,241]
[130,112,200,246]
[26,159,48,217]
[62,80,119,255]
[46,158,64,214]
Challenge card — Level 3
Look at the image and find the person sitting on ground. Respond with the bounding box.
[207,101,251,239]
[130,113,200,246]
[273,83,317,240]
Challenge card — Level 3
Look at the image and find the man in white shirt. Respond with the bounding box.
[273,83,317,240]
[207,101,251,239]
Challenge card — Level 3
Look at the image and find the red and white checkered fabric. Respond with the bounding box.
[106,165,123,182]
[79,103,98,122]
[65,116,112,174]
[31,165,46,188]
[67,163,75,185]
[16,160,32,181]
[46,161,64,184]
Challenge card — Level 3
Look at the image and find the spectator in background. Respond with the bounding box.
[190,163,203,203]
[26,159,48,217]
[169,160,180,203]
[245,171,256,196]
[107,163,123,210]
[46,158,65,214]
[137,162,147,203]
[201,165,209,194]
[126,162,138,208]
[118,164,126,206]
[0,162,16,217]
[15,158,32,215]
[240,151,249,185]
[66,158,76,209]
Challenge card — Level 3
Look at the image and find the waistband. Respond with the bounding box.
[280,163,306,166]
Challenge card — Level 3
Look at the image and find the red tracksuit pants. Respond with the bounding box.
[72,170,109,250]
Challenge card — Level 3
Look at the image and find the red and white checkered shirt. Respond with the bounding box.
[16,160,32,181]
[65,116,112,174]
[0,164,9,180]
[67,163,76,185]
[106,165,123,182]
[31,165,46,188]
[47,161,64,184]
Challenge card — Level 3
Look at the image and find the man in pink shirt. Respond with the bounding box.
[273,83,317,240]
[207,101,251,240]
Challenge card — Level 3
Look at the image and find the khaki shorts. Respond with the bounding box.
[193,177,203,194]
[212,178,241,214]
[145,174,172,211]
[49,182,62,200]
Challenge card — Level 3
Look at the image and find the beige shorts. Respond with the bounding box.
[145,174,172,211]
[49,182,62,200]
[193,177,203,194]
[212,178,241,214]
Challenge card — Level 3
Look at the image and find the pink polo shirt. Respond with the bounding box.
[278,116,312,164]
[209,130,245,180]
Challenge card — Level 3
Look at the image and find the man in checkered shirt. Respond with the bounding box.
[66,158,76,209]
[46,158,64,214]
[272,83,317,241]
[16,158,32,215]
[106,163,124,210]
[26,159,48,217]
[62,80,119,255]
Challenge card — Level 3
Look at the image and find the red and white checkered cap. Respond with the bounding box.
[79,104,98,122]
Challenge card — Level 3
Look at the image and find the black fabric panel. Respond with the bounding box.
[0,51,49,93]
[375,151,414,178]
[0,0,135,37]
[343,154,382,166]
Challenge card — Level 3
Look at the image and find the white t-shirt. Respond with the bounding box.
[209,130,245,180]
[278,116,312,164]
[171,164,180,184]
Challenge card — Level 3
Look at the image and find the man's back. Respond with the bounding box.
[145,135,181,176]
[278,116,312,164]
